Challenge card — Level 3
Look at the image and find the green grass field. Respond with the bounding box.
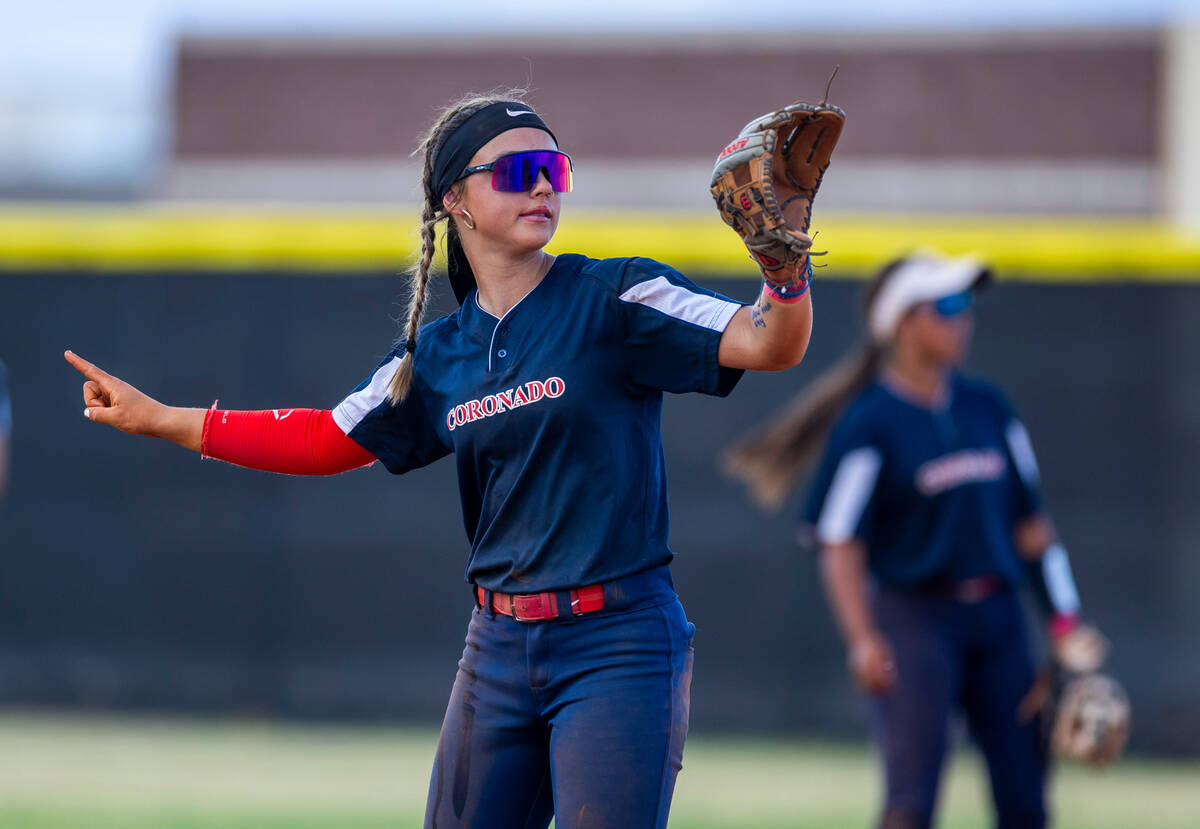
[1,710,1196,828]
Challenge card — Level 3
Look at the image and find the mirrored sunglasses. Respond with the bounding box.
[932,291,974,318]
[455,150,573,193]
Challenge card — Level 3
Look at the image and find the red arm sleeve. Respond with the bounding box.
[201,408,377,475]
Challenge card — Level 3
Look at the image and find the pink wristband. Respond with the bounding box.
[763,278,811,304]
[1048,612,1080,638]
[762,259,813,304]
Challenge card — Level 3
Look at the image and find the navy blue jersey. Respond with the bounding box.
[802,375,1044,588]
[333,254,744,592]
[0,359,10,438]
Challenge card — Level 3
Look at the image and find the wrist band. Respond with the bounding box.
[1048,612,1080,638]
[763,260,813,304]
[763,277,810,303]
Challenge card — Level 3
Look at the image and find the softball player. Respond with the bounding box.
[0,358,10,504]
[65,93,816,828]
[726,252,1108,829]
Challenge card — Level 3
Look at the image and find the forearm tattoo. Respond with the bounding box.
[751,299,773,329]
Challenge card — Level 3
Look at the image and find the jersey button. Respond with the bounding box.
[497,349,507,358]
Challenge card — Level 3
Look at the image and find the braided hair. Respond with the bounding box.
[387,88,530,403]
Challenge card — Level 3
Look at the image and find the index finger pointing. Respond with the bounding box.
[64,350,116,385]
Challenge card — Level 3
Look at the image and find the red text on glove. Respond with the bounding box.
[718,138,750,160]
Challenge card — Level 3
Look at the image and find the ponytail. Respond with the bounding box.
[722,342,883,510]
[722,256,909,510]
[387,204,437,403]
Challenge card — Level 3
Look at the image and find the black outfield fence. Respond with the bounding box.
[1,270,1197,754]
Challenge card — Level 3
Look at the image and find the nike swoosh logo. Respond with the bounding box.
[273,409,294,420]
[506,108,534,117]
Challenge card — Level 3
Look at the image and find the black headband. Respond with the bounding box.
[428,101,557,205]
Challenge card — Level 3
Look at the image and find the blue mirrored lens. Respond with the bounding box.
[491,151,573,193]
[933,291,973,317]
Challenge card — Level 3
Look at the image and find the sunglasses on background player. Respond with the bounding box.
[455,150,574,193]
[927,291,974,318]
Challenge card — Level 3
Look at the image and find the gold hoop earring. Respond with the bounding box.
[460,209,476,230]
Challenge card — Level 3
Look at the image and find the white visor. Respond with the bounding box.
[868,252,991,343]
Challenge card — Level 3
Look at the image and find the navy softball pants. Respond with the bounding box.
[424,567,695,829]
[870,587,1047,829]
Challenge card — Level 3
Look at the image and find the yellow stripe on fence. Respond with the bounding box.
[1,205,1198,280]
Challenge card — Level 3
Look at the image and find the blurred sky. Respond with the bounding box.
[1,0,1197,195]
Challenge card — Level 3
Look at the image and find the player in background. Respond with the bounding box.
[724,252,1108,829]
[64,91,829,829]
[0,359,10,505]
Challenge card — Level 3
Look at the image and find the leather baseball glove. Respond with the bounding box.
[710,96,845,290]
[1051,672,1131,766]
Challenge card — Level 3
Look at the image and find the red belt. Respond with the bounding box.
[476,584,606,622]
[918,574,1007,603]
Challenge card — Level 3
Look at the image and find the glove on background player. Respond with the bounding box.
[1051,672,1131,766]
[710,98,844,290]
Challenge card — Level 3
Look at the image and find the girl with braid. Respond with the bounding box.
[64,91,817,828]
[724,252,1109,829]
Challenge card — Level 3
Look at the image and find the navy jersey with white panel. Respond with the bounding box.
[332,254,743,592]
[802,375,1044,587]
[0,359,10,439]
